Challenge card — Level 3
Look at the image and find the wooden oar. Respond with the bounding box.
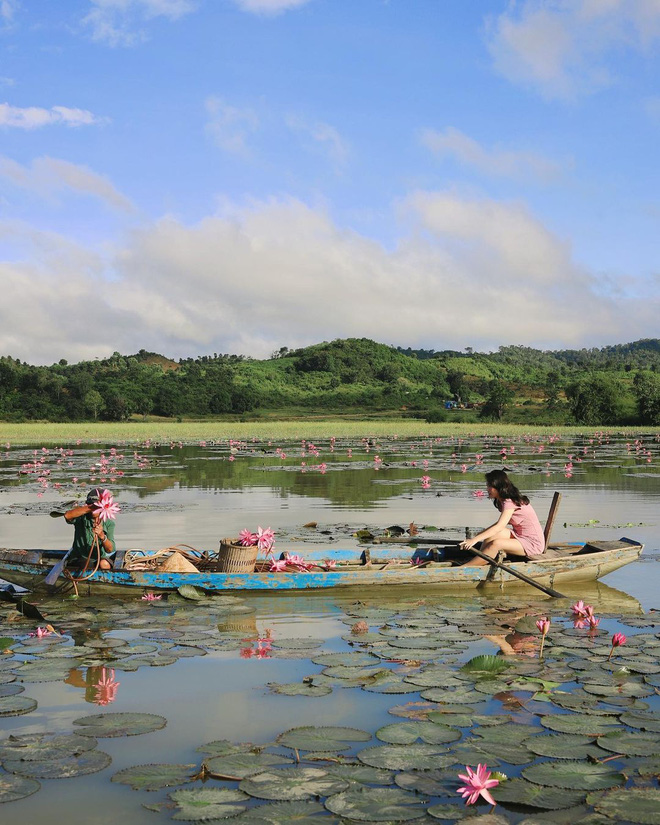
[468,545,565,598]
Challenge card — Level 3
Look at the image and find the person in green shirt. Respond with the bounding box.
[64,488,116,570]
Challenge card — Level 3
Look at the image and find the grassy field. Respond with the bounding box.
[1,420,658,445]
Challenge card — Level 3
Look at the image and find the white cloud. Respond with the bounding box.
[285,114,349,169]
[1,193,657,364]
[232,0,314,15]
[0,0,19,27]
[0,103,105,129]
[82,0,196,47]
[0,156,134,211]
[486,0,660,100]
[420,127,567,182]
[205,97,259,156]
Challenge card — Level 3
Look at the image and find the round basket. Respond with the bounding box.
[217,539,258,573]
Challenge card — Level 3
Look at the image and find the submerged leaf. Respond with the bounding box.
[324,786,428,821]
[170,787,248,820]
[112,763,195,791]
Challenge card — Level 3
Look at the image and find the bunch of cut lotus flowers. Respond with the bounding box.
[239,526,275,555]
[269,554,336,573]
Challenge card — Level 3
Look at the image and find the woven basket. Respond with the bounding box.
[217,539,258,573]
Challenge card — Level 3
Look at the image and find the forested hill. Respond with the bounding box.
[1,338,659,425]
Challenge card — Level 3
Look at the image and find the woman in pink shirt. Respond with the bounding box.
[460,470,545,566]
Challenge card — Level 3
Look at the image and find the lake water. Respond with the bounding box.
[0,431,658,824]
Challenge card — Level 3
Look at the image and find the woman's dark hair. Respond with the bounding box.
[485,470,529,510]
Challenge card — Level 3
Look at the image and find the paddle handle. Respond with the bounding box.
[468,545,565,598]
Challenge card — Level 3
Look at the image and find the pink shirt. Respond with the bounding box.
[501,501,545,557]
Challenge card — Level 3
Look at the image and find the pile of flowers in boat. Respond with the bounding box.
[239,527,337,572]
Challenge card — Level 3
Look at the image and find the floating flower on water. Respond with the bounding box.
[608,632,627,660]
[28,625,56,639]
[141,592,162,601]
[472,489,485,497]
[536,617,550,659]
[420,475,431,488]
[93,667,120,706]
[572,600,592,618]
[93,489,120,523]
[457,763,499,806]
[240,647,254,659]
[588,615,600,629]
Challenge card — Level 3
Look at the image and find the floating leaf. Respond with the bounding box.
[271,639,321,650]
[394,768,457,796]
[4,749,111,779]
[112,763,195,791]
[421,686,484,704]
[0,695,37,717]
[15,661,72,682]
[311,652,378,668]
[170,787,248,820]
[232,799,326,823]
[493,777,586,809]
[73,712,167,737]
[0,732,97,761]
[526,734,600,760]
[582,682,652,698]
[177,585,206,601]
[206,753,293,779]
[597,730,660,757]
[619,710,660,733]
[196,740,256,757]
[324,764,394,786]
[239,767,348,801]
[324,786,428,821]
[277,726,371,752]
[589,788,660,824]
[357,743,448,770]
[267,682,331,697]
[461,655,512,676]
[0,772,40,803]
[522,760,625,790]
[375,722,460,746]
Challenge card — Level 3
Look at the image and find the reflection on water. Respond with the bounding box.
[0,432,658,823]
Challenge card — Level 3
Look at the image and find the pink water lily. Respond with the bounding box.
[93,667,120,706]
[323,559,337,570]
[239,529,258,547]
[588,615,600,629]
[536,617,550,659]
[256,526,275,554]
[28,625,55,639]
[608,632,627,660]
[269,558,289,572]
[141,592,162,601]
[93,489,120,523]
[571,600,593,619]
[457,763,499,806]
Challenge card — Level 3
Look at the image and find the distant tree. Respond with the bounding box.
[566,375,624,425]
[104,394,133,421]
[447,370,468,404]
[543,370,563,410]
[479,381,514,421]
[84,390,105,421]
[633,371,660,424]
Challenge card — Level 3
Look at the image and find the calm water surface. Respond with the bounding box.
[0,432,658,823]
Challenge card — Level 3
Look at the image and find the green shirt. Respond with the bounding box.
[67,514,116,564]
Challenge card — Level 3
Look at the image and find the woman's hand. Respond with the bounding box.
[460,538,477,551]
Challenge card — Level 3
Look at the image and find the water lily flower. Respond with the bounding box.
[28,625,55,639]
[269,559,288,572]
[93,667,120,706]
[588,615,600,629]
[571,600,593,618]
[536,617,550,659]
[141,592,162,601]
[457,763,499,806]
[240,647,254,659]
[323,560,337,570]
[239,529,258,547]
[608,632,627,660]
[93,489,120,522]
[256,526,275,554]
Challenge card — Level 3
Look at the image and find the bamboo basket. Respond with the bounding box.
[217,539,259,573]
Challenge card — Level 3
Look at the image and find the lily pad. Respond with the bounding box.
[170,787,248,820]
[394,768,457,796]
[0,732,97,761]
[589,788,660,824]
[177,585,206,601]
[522,761,625,790]
[197,740,256,757]
[526,734,600,760]
[0,772,40,803]
[324,786,428,821]
[493,777,586,809]
[15,661,71,682]
[0,695,37,717]
[267,682,332,697]
[619,710,660,732]
[597,730,660,757]
[73,712,167,737]
[311,652,378,667]
[4,749,111,778]
[277,726,371,752]
[461,655,511,676]
[205,753,293,779]
[232,799,326,823]
[112,763,195,791]
[375,722,461,745]
[421,686,484,704]
[239,767,348,801]
[357,743,449,770]
[324,764,394,786]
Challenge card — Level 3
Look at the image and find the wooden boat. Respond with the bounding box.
[0,538,644,596]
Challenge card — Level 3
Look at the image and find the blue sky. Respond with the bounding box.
[1,0,659,364]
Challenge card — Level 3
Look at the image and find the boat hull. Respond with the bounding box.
[0,540,643,595]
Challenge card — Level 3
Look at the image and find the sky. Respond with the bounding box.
[1,0,659,365]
